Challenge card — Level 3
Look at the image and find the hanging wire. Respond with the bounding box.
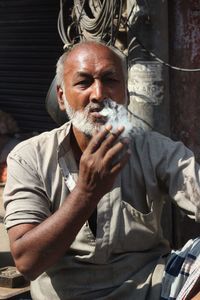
[124,17,200,72]
[110,0,114,45]
[57,0,200,72]
[57,0,123,46]
[124,0,200,72]
[57,0,66,44]
[112,0,123,46]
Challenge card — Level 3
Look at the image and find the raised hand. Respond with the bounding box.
[76,125,130,202]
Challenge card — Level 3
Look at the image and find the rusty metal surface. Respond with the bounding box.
[169,0,200,246]
[169,0,200,160]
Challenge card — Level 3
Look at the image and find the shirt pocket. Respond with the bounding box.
[115,200,159,252]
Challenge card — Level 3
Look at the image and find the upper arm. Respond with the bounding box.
[4,151,51,230]
[149,133,200,221]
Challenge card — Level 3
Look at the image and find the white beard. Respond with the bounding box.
[63,95,104,137]
[63,95,145,139]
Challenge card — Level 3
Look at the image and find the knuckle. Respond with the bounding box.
[87,158,95,169]
[81,155,96,169]
[80,155,94,170]
[90,137,100,151]
[102,141,111,152]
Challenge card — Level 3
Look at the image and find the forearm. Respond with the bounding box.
[10,186,99,280]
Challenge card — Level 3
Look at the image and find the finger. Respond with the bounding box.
[103,138,130,165]
[99,127,126,156]
[106,125,125,136]
[86,125,112,153]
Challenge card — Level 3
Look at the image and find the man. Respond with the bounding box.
[3,41,200,299]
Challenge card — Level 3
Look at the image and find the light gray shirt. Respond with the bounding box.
[3,122,200,300]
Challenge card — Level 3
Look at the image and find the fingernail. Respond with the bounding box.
[118,126,125,132]
[105,124,112,131]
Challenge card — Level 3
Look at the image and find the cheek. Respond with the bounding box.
[66,90,90,111]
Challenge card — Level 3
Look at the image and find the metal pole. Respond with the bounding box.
[127,0,173,244]
[127,0,170,136]
[168,0,200,247]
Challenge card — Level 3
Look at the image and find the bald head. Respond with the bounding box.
[56,41,127,87]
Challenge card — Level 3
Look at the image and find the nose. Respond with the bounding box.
[90,79,106,103]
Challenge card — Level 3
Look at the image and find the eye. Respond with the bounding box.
[102,74,119,84]
[76,79,92,88]
[103,77,118,84]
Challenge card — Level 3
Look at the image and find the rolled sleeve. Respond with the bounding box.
[4,150,51,229]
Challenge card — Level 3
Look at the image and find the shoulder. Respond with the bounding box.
[10,123,70,154]
[131,131,193,163]
[133,130,185,149]
[7,122,71,167]
[134,130,173,143]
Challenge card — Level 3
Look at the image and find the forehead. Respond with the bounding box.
[64,44,123,78]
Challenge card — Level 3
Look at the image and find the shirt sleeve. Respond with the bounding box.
[147,132,200,222]
[3,143,51,229]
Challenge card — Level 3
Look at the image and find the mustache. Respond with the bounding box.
[85,98,118,113]
[86,102,105,113]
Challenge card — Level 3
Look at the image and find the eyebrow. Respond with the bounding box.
[75,72,92,78]
[75,70,117,78]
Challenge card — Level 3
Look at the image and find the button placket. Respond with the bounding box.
[94,174,121,263]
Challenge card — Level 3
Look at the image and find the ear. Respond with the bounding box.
[57,85,66,111]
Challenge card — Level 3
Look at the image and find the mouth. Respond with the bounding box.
[89,105,103,113]
[87,101,113,124]
[89,107,107,124]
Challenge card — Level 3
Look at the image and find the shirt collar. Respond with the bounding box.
[57,121,73,159]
